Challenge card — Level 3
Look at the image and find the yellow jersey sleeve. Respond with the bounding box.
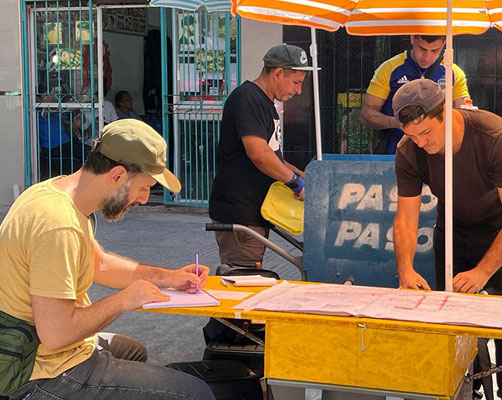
[452,64,469,100]
[366,60,392,100]
[366,52,407,100]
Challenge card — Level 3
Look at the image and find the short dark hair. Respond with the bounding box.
[261,66,304,77]
[398,100,445,128]
[114,90,130,107]
[82,140,143,175]
[415,35,446,43]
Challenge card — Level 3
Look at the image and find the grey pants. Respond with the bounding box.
[11,333,215,400]
[97,332,147,362]
[213,220,269,265]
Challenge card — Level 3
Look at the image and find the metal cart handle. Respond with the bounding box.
[205,223,233,232]
[205,223,305,280]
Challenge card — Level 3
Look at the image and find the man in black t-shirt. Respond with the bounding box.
[209,44,315,265]
[392,79,502,397]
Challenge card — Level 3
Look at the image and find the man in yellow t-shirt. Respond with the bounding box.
[360,35,470,154]
[0,119,215,400]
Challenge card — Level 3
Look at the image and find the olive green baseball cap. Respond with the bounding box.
[97,119,181,193]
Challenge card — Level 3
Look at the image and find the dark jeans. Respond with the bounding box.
[11,333,215,400]
[434,227,502,397]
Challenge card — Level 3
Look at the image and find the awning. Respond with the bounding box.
[150,0,231,12]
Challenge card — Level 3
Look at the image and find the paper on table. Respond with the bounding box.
[221,275,277,287]
[142,288,220,309]
[234,281,502,329]
[206,289,254,300]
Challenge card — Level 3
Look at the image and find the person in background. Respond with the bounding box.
[103,78,119,124]
[209,44,314,266]
[37,95,86,180]
[103,97,119,124]
[392,79,502,399]
[38,111,72,180]
[73,81,118,148]
[360,35,470,154]
[1,119,214,400]
[115,90,141,120]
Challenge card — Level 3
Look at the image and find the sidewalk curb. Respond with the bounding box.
[134,204,209,215]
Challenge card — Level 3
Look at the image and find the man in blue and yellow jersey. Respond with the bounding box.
[360,35,470,154]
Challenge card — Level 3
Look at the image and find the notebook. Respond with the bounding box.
[142,288,220,309]
[221,275,277,287]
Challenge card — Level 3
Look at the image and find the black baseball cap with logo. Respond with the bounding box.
[263,44,320,71]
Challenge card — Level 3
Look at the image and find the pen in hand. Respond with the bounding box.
[195,252,199,293]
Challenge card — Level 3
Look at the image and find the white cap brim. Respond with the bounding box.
[292,66,321,71]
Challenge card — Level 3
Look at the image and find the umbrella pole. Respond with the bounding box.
[444,0,454,292]
[310,28,323,161]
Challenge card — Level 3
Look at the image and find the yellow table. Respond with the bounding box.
[142,276,502,400]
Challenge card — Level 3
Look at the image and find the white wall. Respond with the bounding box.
[241,19,282,82]
[0,0,24,205]
[103,32,145,115]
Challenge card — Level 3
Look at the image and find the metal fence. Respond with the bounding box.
[21,0,95,186]
[316,32,406,155]
[162,8,240,206]
[284,26,502,165]
[21,2,241,207]
[312,28,502,157]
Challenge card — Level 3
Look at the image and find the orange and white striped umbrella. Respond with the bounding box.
[233,0,502,34]
[489,0,502,31]
[231,0,355,31]
[345,0,500,36]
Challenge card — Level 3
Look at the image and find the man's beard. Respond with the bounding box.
[101,179,139,222]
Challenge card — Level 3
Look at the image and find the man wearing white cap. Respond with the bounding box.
[209,44,316,266]
[0,119,214,400]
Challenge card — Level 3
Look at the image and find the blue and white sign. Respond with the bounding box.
[304,155,437,289]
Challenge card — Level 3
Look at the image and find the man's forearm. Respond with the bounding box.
[66,293,127,344]
[284,161,304,178]
[95,251,174,289]
[33,291,127,350]
[33,278,174,350]
[250,147,294,182]
[360,107,401,129]
[393,218,418,276]
[475,230,502,278]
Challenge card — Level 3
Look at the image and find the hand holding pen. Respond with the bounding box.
[168,262,209,293]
